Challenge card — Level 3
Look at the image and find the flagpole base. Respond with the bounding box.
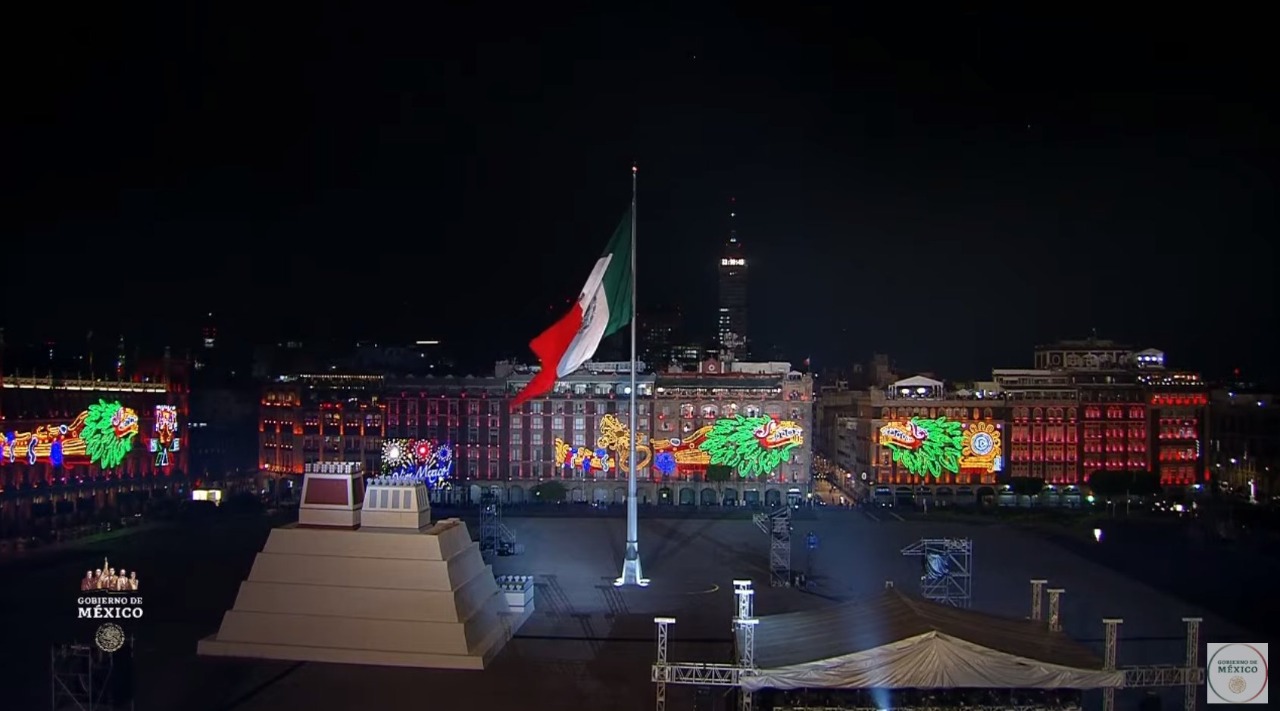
[614,542,648,587]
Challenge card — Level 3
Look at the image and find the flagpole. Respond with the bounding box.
[617,163,647,587]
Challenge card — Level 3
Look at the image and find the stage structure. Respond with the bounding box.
[651,579,1207,711]
[752,507,792,587]
[198,462,533,669]
[1023,579,1205,711]
[51,641,134,711]
[900,537,972,608]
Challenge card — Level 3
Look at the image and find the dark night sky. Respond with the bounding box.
[2,6,1275,378]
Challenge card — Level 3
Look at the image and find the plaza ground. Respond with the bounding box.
[2,508,1258,711]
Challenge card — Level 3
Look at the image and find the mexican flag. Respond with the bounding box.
[510,209,633,410]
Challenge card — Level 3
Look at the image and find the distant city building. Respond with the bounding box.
[351,340,454,375]
[1207,385,1278,496]
[717,198,749,358]
[638,306,682,369]
[669,344,709,371]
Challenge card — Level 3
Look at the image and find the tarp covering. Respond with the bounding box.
[742,589,1124,691]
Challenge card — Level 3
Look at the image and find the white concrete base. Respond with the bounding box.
[198,518,530,669]
[198,604,534,669]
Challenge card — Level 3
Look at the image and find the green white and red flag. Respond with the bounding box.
[510,210,633,411]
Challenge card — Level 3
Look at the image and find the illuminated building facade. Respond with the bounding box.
[1,374,189,484]
[995,342,1207,488]
[865,376,1007,500]
[252,362,815,507]
[383,374,506,502]
[0,367,190,536]
[717,199,749,357]
[652,359,813,507]
[504,362,655,504]
[258,373,386,479]
[1142,369,1208,486]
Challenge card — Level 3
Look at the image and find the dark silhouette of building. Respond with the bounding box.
[639,305,683,369]
[717,198,749,358]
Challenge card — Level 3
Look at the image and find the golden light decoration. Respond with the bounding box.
[961,420,1002,469]
[596,414,652,473]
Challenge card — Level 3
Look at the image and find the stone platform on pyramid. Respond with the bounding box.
[198,463,533,669]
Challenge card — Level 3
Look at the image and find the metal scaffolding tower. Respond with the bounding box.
[732,580,759,711]
[1182,617,1201,711]
[1102,618,1121,711]
[900,538,972,607]
[51,641,134,711]
[752,507,791,587]
[479,492,501,562]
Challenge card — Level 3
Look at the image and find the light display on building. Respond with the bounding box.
[554,414,651,475]
[554,441,614,473]
[879,418,962,478]
[651,415,805,479]
[150,405,181,467]
[960,421,1003,473]
[879,417,1003,478]
[3,400,139,469]
[380,439,453,486]
[651,426,712,471]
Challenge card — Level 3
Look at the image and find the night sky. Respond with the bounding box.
[3,6,1275,378]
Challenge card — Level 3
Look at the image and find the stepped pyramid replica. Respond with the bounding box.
[198,462,532,669]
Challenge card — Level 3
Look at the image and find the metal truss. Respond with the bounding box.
[651,662,744,686]
[653,582,763,711]
[753,507,792,587]
[1107,616,1205,711]
[900,538,972,608]
[1121,666,1205,688]
[1101,618,1120,711]
[1182,617,1202,711]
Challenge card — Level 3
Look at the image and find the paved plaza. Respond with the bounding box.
[3,509,1254,711]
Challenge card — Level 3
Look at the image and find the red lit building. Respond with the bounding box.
[258,372,507,503]
[0,364,190,537]
[258,373,386,485]
[504,362,655,504]
[993,342,1206,488]
[1142,369,1209,485]
[384,374,506,503]
[1,373,189,487]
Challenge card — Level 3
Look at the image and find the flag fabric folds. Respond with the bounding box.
[510,210,633,411]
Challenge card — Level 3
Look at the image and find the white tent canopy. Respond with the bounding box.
[891,375,945,390]
[742,589,1124,691]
